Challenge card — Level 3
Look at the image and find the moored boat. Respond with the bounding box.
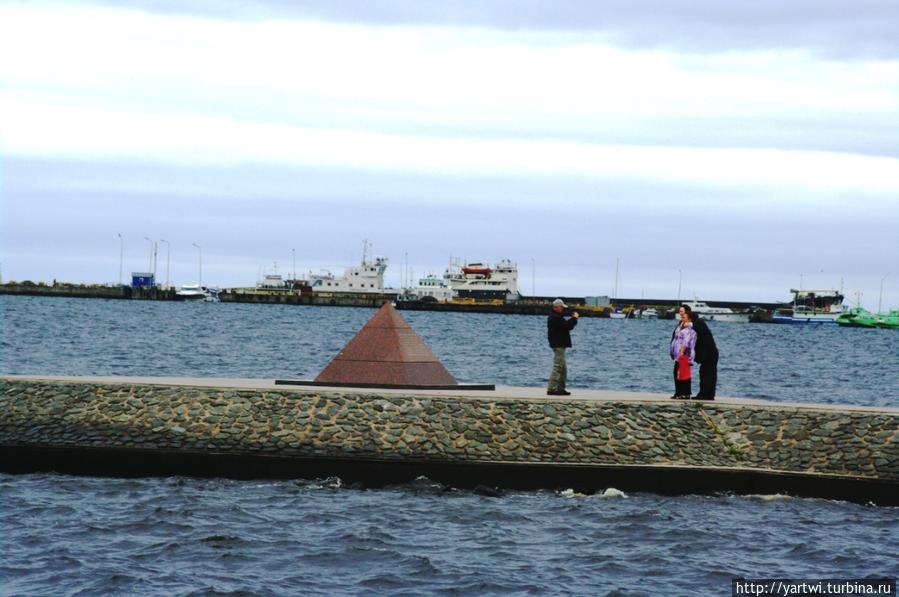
[770,289,844,325]
[836,307,878,328]
[176,283,208,300]
[838,307,899,329]
[684,300,750,323]
[445,258,520,301]
[876,309,899,329]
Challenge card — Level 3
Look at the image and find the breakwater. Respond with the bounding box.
[2,377,896,503]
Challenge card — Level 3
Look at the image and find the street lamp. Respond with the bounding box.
[531,258,536,297]
[117,232,123,285]
[159,240,171,288]
[878,273,890,314]
[192,243,202,287]
[143,236,158,283]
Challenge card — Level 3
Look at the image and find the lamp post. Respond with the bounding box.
[143,236,158,284]
[878,273,890,314]
[159,240,171,288]
[531,258,536,297]
[117,233,123,285]
[192,243,202,287]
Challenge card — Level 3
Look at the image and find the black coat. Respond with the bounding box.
[691,317,718,363]
[548,310,577,348]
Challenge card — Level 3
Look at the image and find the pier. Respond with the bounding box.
[2,376,896,504]
[0,282,785,317]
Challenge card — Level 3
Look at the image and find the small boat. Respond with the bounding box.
[460,263,493,276]
[640,308,659,320]
[609,310,627,320]
[176,283,207,300]
[684,301,749,323]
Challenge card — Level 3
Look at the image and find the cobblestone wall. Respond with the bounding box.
[1,379,896,482]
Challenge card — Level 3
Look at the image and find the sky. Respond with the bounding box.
[1,0,898,307]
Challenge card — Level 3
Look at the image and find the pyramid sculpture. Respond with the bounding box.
[314,303,459,388]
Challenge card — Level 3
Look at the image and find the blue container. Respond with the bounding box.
[131,272,155,288]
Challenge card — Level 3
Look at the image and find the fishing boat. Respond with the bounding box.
[836,308,878,328]
[876,309,899,329]
[639,308,659,320]
[837,307,899,330]
[683,301,750,323]
[770,289,844,325]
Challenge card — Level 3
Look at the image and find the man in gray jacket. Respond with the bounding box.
[547,298,579,395]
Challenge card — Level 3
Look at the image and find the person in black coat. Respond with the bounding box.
[681,305,718,400]
[547,298,579,395]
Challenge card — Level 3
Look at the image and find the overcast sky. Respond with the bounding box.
[1,0,897,306]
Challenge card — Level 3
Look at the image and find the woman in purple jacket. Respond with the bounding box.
[669,307,697,399]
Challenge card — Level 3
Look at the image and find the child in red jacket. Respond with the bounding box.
[675,352,692,399]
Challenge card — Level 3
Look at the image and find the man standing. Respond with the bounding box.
[547,298,579,396]
[680,304,718,400]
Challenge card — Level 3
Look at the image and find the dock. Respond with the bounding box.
[2,376,896,504]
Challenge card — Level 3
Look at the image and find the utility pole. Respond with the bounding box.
[531,258,535,296]
[160,240,171,288]
[677,269,682,304]
[117,233,123,285]
[879,273,890,314]
[192,243,202,287]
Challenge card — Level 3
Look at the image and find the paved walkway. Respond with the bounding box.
[4,375,896,413]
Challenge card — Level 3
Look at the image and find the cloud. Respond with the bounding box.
[76,0,899,58]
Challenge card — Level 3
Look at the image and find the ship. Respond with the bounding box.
[309,241,390,294]
[770,289,845,325]
[444,258,520,301]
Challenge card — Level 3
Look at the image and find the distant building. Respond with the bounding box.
[586,295,611,307]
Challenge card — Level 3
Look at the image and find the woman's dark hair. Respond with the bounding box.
[687,309,700,322]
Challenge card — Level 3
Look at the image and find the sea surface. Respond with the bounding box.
[1,295,897,596]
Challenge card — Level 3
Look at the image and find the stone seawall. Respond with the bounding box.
[1,378,897,503]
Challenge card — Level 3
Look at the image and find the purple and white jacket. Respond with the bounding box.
[670,322,697,362]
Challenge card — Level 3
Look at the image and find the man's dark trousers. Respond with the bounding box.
[697,350,718,399]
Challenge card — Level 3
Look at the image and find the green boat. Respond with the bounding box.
[836,307,879,328]
[876,309,899,329]
[836,307,899,329]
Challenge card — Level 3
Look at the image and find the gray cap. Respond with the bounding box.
[552,298,567,308]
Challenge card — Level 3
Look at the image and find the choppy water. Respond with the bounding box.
[1,296,898,596]
[2,295,897,406]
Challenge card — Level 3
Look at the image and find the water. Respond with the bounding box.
[1,296,898,596]
[2,295,897,406]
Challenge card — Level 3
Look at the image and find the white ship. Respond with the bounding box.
[684,300,750,323]
[310,241,389,293]
[443,258,520,301]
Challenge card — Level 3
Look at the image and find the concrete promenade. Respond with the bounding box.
[2,376,897,504]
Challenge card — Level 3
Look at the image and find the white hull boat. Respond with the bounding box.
[684,301,749,323]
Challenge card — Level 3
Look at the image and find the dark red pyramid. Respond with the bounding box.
[314,304,459,387]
